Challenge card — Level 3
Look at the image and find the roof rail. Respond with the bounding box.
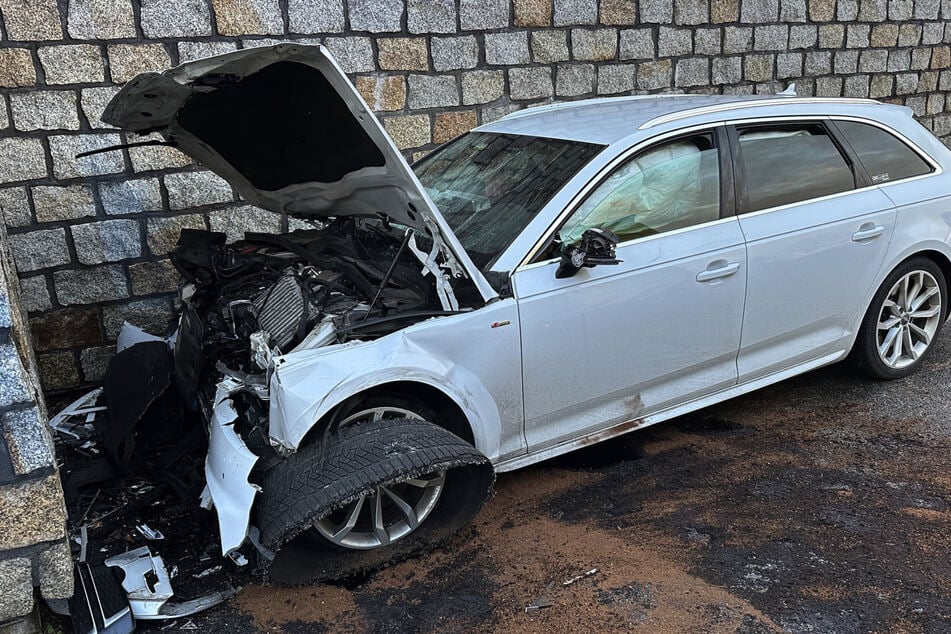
[498,93,699,122]
[638,97,881,130]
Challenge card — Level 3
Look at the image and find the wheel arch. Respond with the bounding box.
[913,249,951,318]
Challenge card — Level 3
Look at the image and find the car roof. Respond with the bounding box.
[477,94,893,145]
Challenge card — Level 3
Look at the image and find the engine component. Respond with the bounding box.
[252,274,311,351]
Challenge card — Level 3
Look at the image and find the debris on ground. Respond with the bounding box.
[562,567,598,586]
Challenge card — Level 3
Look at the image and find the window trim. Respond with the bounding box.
[519,123,734,268]
[731,119,860,216]
[725,115,941,220]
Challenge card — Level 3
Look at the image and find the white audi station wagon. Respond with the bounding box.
[101,44,951,582]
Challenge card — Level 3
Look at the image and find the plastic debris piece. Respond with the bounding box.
[136,524,165,540]
[228,551,249,567]
[525,595,553,612]
[562,568,598,586]
[193,565,222,579]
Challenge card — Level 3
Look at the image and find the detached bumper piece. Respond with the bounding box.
[69,563,134,634]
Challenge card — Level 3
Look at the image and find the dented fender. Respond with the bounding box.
[267,301,525,462]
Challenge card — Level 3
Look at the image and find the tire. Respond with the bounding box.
[256,417,494,585]
[852,257,947,380]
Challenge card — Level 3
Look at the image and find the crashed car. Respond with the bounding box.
[97,44,951,583]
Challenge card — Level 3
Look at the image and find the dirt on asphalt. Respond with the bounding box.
[141,335,951,633]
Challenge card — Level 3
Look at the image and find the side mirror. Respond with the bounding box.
[555,228,622,279]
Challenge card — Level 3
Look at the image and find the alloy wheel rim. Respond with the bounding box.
[876,270,942,370]
[313,406,446,550]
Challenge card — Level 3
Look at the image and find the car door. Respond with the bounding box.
[511,127,747,451]
[731,119,897,382]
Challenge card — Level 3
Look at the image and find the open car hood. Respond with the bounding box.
[102,44,496,304]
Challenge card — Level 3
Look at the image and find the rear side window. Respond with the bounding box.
[737,124,855,213]
[834,120,933,184]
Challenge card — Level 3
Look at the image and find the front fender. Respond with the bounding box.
[267,330,505,460]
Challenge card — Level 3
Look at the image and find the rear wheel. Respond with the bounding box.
[257,413,494,584]
[852,257,946,379]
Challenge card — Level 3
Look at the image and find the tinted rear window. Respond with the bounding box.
[835,120,933,184]
[738,124,855,213]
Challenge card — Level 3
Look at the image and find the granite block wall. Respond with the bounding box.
[0,0,949,396]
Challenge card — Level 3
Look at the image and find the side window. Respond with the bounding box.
[559,132,721,245]
[834,120,933,184]
[737,124,855,213]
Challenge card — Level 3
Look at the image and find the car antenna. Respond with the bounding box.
[777,83,797,97]
[74,139,177,158]
[363,228,414,320]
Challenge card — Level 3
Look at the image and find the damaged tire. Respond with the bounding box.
[257,417,494,584]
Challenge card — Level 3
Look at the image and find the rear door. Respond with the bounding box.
[731,119,897,382]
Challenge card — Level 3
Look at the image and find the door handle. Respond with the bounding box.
[696,261,740,283]
[851,224,885,242]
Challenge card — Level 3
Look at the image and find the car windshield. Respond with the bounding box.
[413,132,602,269]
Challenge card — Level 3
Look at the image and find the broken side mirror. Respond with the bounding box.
[555,228,622,279]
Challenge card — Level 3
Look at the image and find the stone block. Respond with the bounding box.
[32,185,95,223]
[508,67,553,100]
[859,49,888,73]
[515,0,551,25]
[657,26,692,57]
[147,214,207,256]
[818,24,844,48]
[54,266,129,305]
[620,29,655,61]
[598,64,636,94]
[887,49,910,72]
[432,36,479,71]
[383,115,431,149]
[572,29,618,61]
[0,473,67,549]
[38,45,104,85]
[675,0,708,23]
[165,171,233,209]
[915,0,941,17]
[480,104,521,124]
[724,27,753,54]
[843,75,870,97]
[554,0,597,24]
[408,75,460,109]
[408,0,456,33]
[927,92,944,114]
[79,344,116,380]
[637,60,672,90]
[38,541,74,600]
[805,50,832,75]
[869,74,894,98]
[49,134,124,180]
[208,205,281,243]
[0,49,36,87]
[356,75,406,111]
[19,276,52,313]
[919,70,939,91]
[99,178,162,215]
[815,75,843,96]
[711,0,739,21]
[323,37,375,73]
[141,0,212,36]
[378,38,430,71]
[349,0,403,32]
[8,229,69,272]
[72,219,141,264]
[695,28,722,55]
[895,72,919,94]
[107,44,171,83]
[934,46,951,69]
[846,24,871,48]
[37,351,80,390]
[67,0,135,38]
[486,32,530,65]
[809,0,835,19]
[780,0,808,19]
[789,25,817,50]
[740,0,779,21]
[103,298,174,339]
[129,259,179,295]
[640,0,674,22]
[745,54,774,82]
[460,0,510,29]
[912,47,932,69]
[0,138,47,183]
[675,58,709,87]
[212,0,283,35]
[837,0,859,17]
[0,342,30,407]
[754,24,788,50]
[462,70,504,104]
[555,63,595,97]
[0,188,31,228]
[889,0,913,17]
[289,0,344,32]
[922,22,944,44]
[10,92,80,132]
[870,24,898,48]
[859,0,889,17]
[776,52,803,78]
[0,557,33,621]
[434,111,477,144]
[834,50,859,74]
[80,86,121,129]
[2,406,54,474]
[0,0,62,40]
[532,31,570,63]
[178,41,240,63]
[712,56,742,84]
[898,24,921,47]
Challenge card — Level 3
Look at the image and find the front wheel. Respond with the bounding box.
[852,257,947,379]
